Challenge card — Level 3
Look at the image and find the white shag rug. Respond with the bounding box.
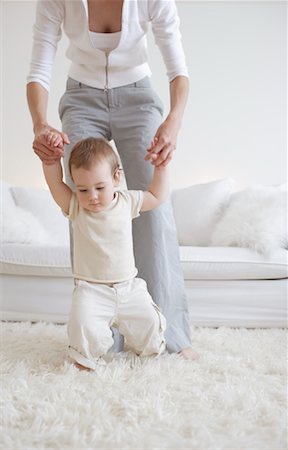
[1,322,287,450]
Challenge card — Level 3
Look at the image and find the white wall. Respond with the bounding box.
[1,0,286,190]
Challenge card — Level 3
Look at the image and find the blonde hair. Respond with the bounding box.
[69,137,120,178]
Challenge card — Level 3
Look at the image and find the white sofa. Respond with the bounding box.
[1,179,287,327]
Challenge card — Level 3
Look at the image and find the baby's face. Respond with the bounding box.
[72,160,119,212]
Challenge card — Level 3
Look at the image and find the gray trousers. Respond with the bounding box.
[59,76,192,352]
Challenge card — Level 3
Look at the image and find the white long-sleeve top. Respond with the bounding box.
[27,0,189,92]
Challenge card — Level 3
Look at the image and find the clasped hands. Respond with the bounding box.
[33,117,179,167]
[145,117,180,168]
[32,125,70,165]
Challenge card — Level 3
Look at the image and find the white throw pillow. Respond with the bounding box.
[11,186,69,246]
[211,185,288,254]
[1,206,54,245]
[171,179,234,246]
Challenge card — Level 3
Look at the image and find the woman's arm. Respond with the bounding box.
[27,82,70,164]
[169,75,189,125]
[145,75,189,167]
[27,0,67,164]
[147,0,189,167]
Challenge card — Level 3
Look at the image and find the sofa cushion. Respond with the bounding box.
[0,243,71,277]
[1,180,16,210]
[179,246,288,280]
[172,179,234,246]
[3,242,286,281]
[2,206,55,245]
[1,181,55,245]
[11,186,70,246]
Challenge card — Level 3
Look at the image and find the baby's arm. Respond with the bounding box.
[42,161,72,215]
[141,165,170,212]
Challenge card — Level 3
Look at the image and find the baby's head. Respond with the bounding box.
[69,137,121,212]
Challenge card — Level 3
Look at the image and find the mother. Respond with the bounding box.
[27,0,197,359]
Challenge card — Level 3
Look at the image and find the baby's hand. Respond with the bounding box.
[145,137,158,164]
[44,130,64,148]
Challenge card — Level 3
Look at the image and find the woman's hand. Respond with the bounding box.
[33,124,70,165]
[145,115,181,167]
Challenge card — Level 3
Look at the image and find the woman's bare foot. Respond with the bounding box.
[179,348,200,360]
[74,362,91,371]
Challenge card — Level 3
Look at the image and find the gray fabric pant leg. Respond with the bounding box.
[109,78,191,352]
[59,77,192,353]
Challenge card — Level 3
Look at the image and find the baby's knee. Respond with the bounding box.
[132,307,166,356]
[137,329,166,356]
[141,335,166,356]
[147,305,166,354]
[149,302,166,335]
[68,318,113,353]
[91,331,114,355]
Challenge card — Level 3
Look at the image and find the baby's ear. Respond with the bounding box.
[113,167,122,186]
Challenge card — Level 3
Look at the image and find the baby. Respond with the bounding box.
[42,137,169,370]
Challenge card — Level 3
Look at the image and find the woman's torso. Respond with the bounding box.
[28,0,188,91]
[63,0,151,88]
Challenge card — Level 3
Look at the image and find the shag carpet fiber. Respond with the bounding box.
[1,322,287,449]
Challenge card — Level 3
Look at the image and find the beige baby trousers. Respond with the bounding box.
[67,277,166,370]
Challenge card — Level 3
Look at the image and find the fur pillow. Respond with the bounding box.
[211,185,287,254]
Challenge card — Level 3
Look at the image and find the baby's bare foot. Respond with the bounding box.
[74,362,91,372]
[179,347,200,360]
